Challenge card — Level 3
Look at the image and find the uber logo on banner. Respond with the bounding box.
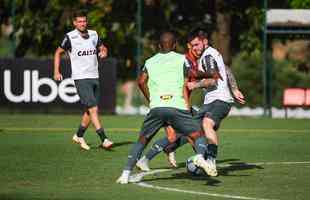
[3,70,79,103]
[0,58,116,113]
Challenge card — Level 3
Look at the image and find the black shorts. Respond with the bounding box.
[140,107,202,140]
[194,100,232,130]
[74,78,100,108]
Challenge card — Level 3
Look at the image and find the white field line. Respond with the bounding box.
[131,161,310,200]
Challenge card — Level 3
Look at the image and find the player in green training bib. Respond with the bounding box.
[116,31,213,184]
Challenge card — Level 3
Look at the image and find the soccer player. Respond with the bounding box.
[53,10,113,151]
[116,31,214,184]
[136,28,245,176]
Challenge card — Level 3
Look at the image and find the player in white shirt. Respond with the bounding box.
[187,29,245,176]
[136,28,245,176]
[53,10,113,151]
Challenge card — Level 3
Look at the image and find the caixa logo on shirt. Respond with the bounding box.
[3,70,79,103]
[77,49,97,56]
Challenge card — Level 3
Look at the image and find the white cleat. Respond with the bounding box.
[207,157,218,177]
[167,152,178,168]
[72,134,90,151]
[136,156,151,171]
[116,170,130,184]
[102,138,113,149]
[72,134,79,143]
[79,138,90,151]
[193,154,216,177]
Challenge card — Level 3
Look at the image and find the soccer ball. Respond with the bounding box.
[186,156,205,176]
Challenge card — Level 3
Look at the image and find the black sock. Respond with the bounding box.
[207,144,218,159]
[96,128,107,142]
[76,125,87,137]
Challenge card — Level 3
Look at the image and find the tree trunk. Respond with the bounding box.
[212,0,231,65]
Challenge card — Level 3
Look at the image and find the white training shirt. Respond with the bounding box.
[198,46,234,104]
[61,29,99,80]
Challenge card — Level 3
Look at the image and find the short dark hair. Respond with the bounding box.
[187,27,210,43]
[72,10,87,20]
[159,31,177,52]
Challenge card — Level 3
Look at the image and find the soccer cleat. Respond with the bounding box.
[101,138,113,149]
[116,170,130,184]
[167,152,178,168]
[136,156,151,171]
[207,157,218,177]
[72,134,90,151]
[193,154,215,177]
[78,137,90,151]
[72,134,79,144]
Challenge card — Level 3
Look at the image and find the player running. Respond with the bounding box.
[53,10,113,151]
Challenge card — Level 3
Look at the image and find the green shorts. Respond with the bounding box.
[140,107,202,140]
[194,100,232,130]
[74,79,100,108]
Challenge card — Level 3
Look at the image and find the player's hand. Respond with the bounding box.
[54,72,63,81]
[187,81,197,90]
[233,89,245,104]
[98,46,108,58]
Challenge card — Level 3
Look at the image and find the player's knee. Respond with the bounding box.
[188,131,204,141]
[203,117,215,129]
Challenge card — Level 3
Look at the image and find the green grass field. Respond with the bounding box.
[0,114,310,200]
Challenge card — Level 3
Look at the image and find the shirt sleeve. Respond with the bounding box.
[60,34,71,51]
[141,64,147,73]
[97,37,104,47]
[183,62,190,78]
[201,54,218,72]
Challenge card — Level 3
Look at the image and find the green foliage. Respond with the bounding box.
[232,50,263,107]
[273,60,310,107]
[232,51,310,107]
[289,0,310,8]
[238,6,264,52]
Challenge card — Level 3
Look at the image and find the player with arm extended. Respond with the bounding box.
[135,28,216,170]
[53,10,113,151]
[136,28,245,176]
[116,31,215,184]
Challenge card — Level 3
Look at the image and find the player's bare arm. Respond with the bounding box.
[225,65,246,104]
[53,47,65,81]
[137,71,150,103]
[183,77,191,110]
[187,78,216,91]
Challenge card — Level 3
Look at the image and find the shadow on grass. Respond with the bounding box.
[94,141,134,151]
[219,161,264,176]
[142,171,222,186]
[143,158,264,185]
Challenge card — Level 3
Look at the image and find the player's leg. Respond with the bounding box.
[73,80,94,150]
[84,79,113,149]
[137,136,172,171]
[137,126,181,170]
[72,110,91,150]
[201,100,232,176]
[168,109,215,175]
[117,108,164,184]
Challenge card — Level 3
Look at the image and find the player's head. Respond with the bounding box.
[158,31,177,53]
[72,10,88,33]
[187,28,209,58]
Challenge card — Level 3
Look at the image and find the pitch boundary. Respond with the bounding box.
[131,161,310,200]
